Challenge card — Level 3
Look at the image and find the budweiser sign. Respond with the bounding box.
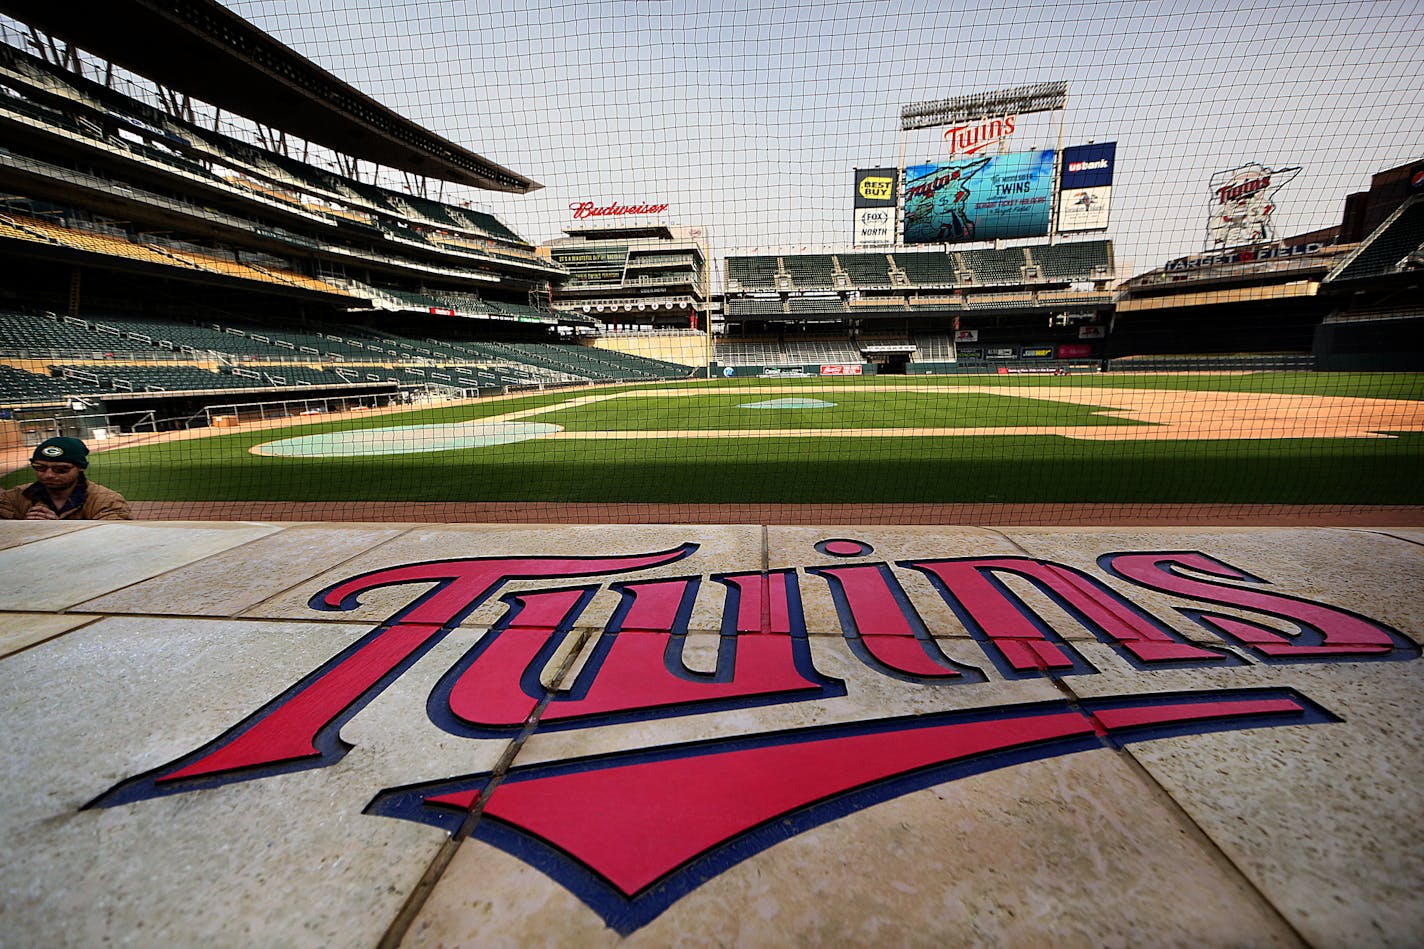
[570,200,669,219]
[943,115,1016,156]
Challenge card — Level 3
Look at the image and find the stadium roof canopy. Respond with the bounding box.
[0,0,540,194]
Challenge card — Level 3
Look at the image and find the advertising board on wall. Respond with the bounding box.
[551,246,628,285]
[854,168,897,207]
[854,207,894,246]
[903,150,1054,244]
[1165,241,1324,272]
[1057,142,1116,232]
[853,168,898,246]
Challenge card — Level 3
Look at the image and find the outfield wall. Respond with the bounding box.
[711,363,878,378]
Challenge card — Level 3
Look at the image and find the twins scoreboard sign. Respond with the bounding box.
[85,537,1418,935]
[903,151,1055,244]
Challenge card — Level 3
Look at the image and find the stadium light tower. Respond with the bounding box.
[900,81,1068,131]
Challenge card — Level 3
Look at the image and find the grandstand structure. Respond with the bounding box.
[0,1,693,441]
[1113,158,1424,368]
[0,0,1413,445]
[716,150,1422,377]
[546,221,708,332]
[1316,192,1424,370]
[718,241,1114,374]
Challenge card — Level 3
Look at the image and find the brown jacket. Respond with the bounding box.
[0,477,132,520]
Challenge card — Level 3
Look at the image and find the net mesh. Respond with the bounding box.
[1,1,1421,525]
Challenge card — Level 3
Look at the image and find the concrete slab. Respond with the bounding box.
[240,524,762,632]
[768,525,1022,637]
[0,521,1418,946]
[1061,645,1424,948]
[1371,527,1424,546]
[0,518,94,551]
[516,632,1063,765]
[76,523,413,617]
[403,750,1304,948]
[0,614,514,948]
[985,521,1424,661]
[0,521,283,611]
[995,526,1424,643]
[0,610,97,658]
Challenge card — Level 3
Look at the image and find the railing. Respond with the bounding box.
[200,392,399,427]
[594,327,705,337]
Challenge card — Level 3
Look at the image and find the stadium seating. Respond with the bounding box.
[955,248,1024,285]
[49,364,242,393]
[1035,290,1113,306]
[0,364,97,403]
[780,339,860,363]
[1328,198,1424,283]
[1,210,346,295]
[397,194,461,228]
[0,311,132,354]
[910,333,956,361]
[786,296,845,313]
[1028,240,1114,282]
[429,290,490,312]
[726,298,787,316]
[712,337,866,367]
[726,256,780,290]
[835,253,893,287]
[962,291,1037,309]
[714,339,783,366]
[780,255,837,290]
[447,206,524,244]
[1106,354,1314,372]
[0,37,554,299]
[892,251,958,287]
[0,36,704,411]
[9,361,339,403]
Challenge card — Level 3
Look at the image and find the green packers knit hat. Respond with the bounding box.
[31,436,89,468]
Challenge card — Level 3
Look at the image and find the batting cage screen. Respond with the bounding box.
[0,0,1420,525]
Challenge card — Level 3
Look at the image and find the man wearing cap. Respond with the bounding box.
[1,436,131,521]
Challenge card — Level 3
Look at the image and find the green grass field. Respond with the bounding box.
[8,372,1423,506]
[539,389,1142,432]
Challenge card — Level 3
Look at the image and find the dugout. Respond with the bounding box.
[93,380,400,433]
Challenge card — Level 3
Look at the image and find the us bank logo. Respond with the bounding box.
[88,539,1417,935]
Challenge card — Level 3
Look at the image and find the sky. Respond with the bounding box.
[29,1,1424,276]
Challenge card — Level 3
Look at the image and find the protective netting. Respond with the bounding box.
[0,1,1421,525]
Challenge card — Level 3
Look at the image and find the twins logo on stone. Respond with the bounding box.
[89,540,1417,934]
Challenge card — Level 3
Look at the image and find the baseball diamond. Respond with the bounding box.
[7,373,1417,514]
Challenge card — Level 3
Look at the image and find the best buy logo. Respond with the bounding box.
[859,176,893,200]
